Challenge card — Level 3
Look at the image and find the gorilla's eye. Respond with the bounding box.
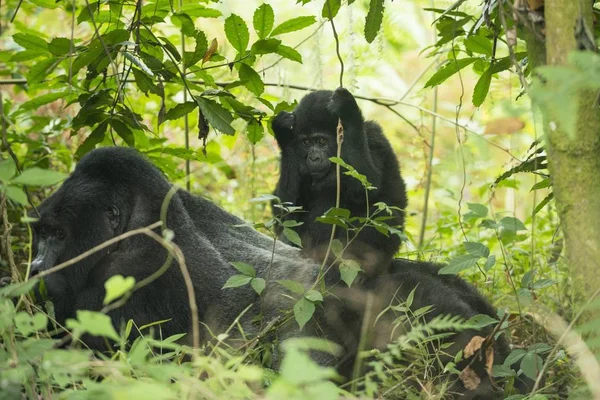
[302,138,311,146]
[317,137,327,146]
[108,206,120,217]
[39,226,48,238]
[56,229,66,239]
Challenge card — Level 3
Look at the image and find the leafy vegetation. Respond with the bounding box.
[1,0,599,398]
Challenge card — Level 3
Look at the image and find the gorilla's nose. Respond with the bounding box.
[309,154,320,162]
[30,258,43,276]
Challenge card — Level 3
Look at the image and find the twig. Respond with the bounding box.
[326,0,344,87]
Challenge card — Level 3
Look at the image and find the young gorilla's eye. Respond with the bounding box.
[302,139,311,146]
[39,226,48,238]
[317,137,326,146]
[56,229,66,239]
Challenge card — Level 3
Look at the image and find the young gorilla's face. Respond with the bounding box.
[297,132,334,179]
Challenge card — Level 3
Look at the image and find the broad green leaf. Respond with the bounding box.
[533,193,553,216]
[0,278,39,297]
[15,312,48,336]
[283,227,302,247]
[3,186,26,205]
[180,4,221,18]
[251,277,266,295]
[330,239,344,258]
[520,352,543,380]
[66,310,120,342]
[438,254,479,275]
[246,119,264,145]
[472,67,492,107]
[531,279,556,290]
[364,0,385,43]
[499,216,527,232]
[163,102,198,123]
[277,279,305,295]
[321,0,341,20]
[0,159,16,181]
[271,16,316,36]
[225,14,249,53]
[530,178,551,191]
[103,275,136,305]
[48,37,72,56]
[492,364,516,378]
[464,35,493,56]
[340,260,361,287]
[231,261,256,277]
[195,97,235,135]
[251,38,281,54]
[424,58,477,88]
[109,119,135,147]
[19,90,72,112]
[503,348,526,366]
[467,202,488,218]
[253,4,274,39]
[294,297,315,329]
[11,168,67,186]
[76,121,108,158]
[159,36,182,62]
[222,274,253,289]
[13,33,49,51]
[27,58,60,84]
[10,50,47,62]
[484,255,496,271]
[464,242,489,258]
[239,64,264,96]
[465,314,498,329]
[304,290,323,302]
[172,12,196,37]
[276,44,302,63]
[132,68,160,96]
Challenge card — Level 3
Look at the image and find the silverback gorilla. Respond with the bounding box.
[25,147,529,398]
[271,88,407,276]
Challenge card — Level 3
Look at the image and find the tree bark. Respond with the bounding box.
[544,0,600,298]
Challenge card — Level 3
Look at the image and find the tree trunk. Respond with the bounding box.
[543,0,600,298]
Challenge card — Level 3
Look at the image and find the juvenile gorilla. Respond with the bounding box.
[25,147,528,398]
[272,88,407,276]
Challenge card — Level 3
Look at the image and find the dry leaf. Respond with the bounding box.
[459,367,481,391]
[527,0,544,10]
[485,345,495,376]
[464,335,486,358]
[202,39,218,65]
[484,117,525,135]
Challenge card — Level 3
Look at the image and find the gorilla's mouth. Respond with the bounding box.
[309,164,332,180]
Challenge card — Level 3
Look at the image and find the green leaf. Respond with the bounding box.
[0,159,16,181]
[222,274,253,289]
[13,33,49,51]
[132,68,160,96]
[225,14,249,53]
[163,102,198,123]
[239,64,264,96]
[503,348,526,366]
[464,242,489,258]
[48,37,72,56]
[172,12,197,37]
[340,260,361,287]
[531,279,556,290]
[109,119,135,147]
[66,310,120,342]
[246,119,264,145]
[251,278,266,295]
[467,202,488,218]
[231,262,256,277]
[15,312,48,336]
[19,91,71,112]
[364,0,385,43]
[27,58,60,84]
[11,168,67,186]
[253,4,274,39]
[76,121,108,158]
[277,279,306,295]
[533,193,553,216]
[465,314,498,329]
[492,364,517,378]
[424,58,477,88]
[484,255,496,271]
[530,178,551,191]
[472,67,492,107]
[271,16,316,36]
[321,0,341,20]
[294,297,315,329]
[180,4,222,18]
[283,227,302,247]
[103,275,136,305]
[276,44,302,63]
[195,97,235,135]
[520,352,543,380]
[499,216,527,232]
[438,254,479,275]
[251,38,281,54]
[464,35,493,56]
[304,290,323,302]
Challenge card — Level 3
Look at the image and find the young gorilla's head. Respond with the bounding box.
[272,90,338,180]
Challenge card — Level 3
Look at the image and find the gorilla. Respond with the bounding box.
[271,87,407,276]
[20,147,530,398]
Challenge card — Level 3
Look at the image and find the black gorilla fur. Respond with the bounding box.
[27,147,528,398]
[271,88,407,276]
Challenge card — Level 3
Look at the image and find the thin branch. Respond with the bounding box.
[326,0,344,87]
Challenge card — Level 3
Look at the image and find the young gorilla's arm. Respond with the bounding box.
[271,111,301,218]
[327,88,382,192]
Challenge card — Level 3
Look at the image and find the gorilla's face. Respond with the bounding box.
[297,132,335,179]
[30,181,122,294]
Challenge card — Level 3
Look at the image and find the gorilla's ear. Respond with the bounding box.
[107,206,120,231]
[272,111,295,131]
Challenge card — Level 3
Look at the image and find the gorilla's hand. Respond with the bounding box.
[0,276,12,287]
[272,111,296,149]
[328,87,360,120]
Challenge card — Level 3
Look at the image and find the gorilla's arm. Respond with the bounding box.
[328,88,382,192]
[272,111,301,213]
